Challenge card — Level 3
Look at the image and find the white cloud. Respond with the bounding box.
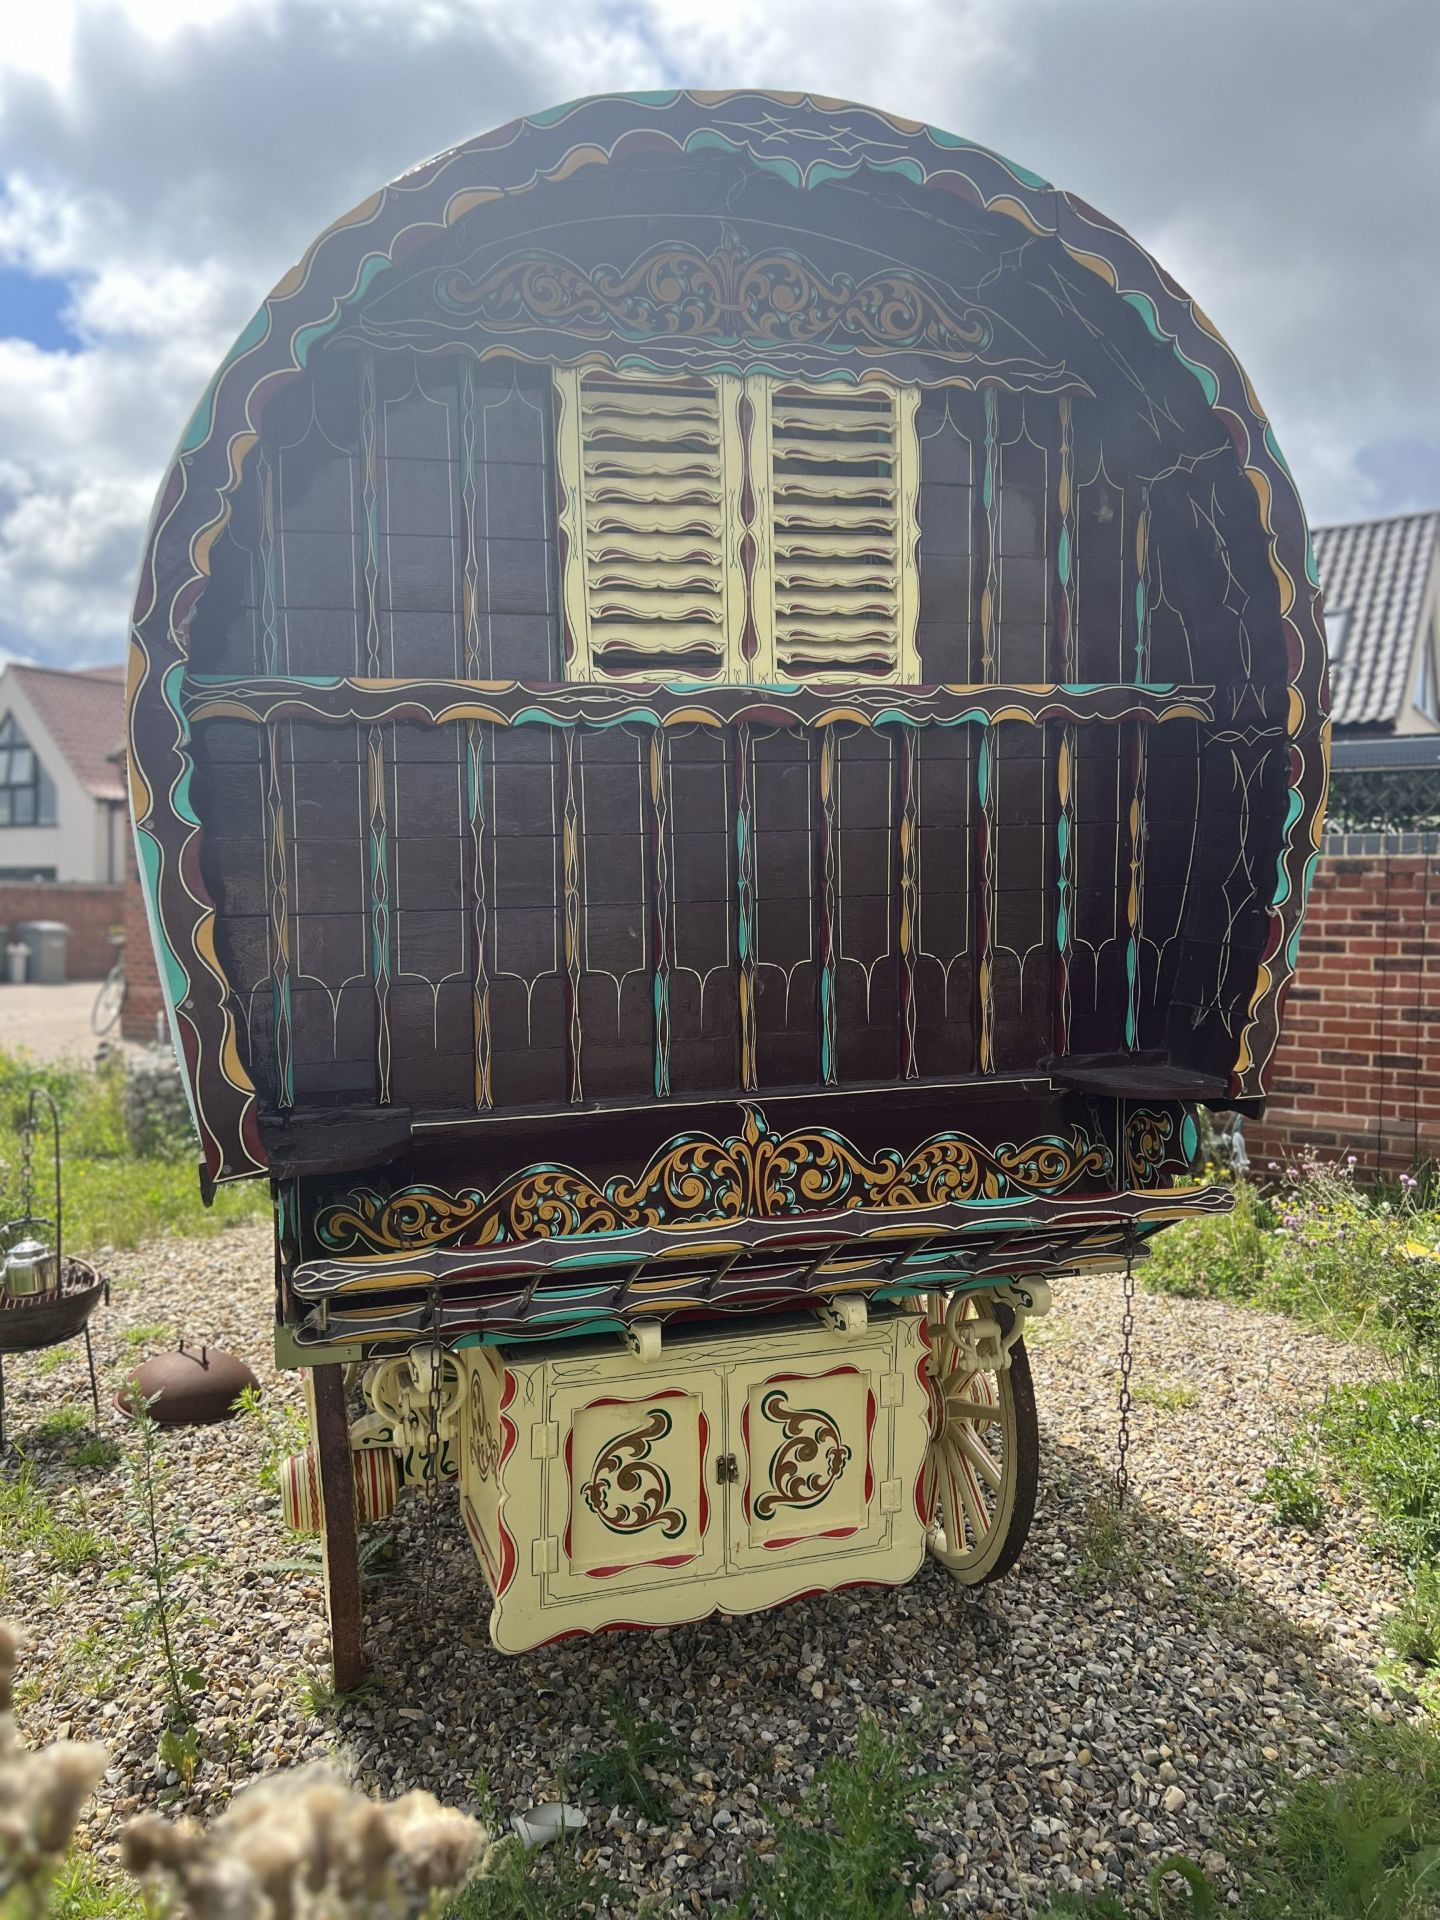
[0,0,1437,664]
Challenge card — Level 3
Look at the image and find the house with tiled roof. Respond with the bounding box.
[0,661,127,883]
[1314,510,1440,825]
[1316,510,1440,736]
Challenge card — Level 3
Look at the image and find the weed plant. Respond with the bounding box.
[444,1833,615,1920]
[722,1718,942,1920]
[233,1382,309,1492]
[567,1692,683,1822]
[1037,1722,1440,1918]
[1146,1149,1440,1344]
[116,1394,210,1759]
[1158,1149,1440,1705]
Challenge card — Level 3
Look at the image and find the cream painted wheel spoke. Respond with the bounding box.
[954,1424,1003,1490]
[940,1435,990,1542]
[944,1397,1000,1425]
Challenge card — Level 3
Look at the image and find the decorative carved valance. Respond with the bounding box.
[434,235,995,359]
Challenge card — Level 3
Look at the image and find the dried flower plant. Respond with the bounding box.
[0,1620,108,1917]
[123,1764,490,1917]
[0,1619,491,1918]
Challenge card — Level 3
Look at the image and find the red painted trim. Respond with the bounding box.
[494,1366,519,1598]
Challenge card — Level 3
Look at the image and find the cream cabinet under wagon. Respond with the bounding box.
[457,1313,930,1653]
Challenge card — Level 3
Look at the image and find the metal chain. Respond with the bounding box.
[17,1105,34,1222]
[421,1285,444,1602]
[1115,1234,1137,1505]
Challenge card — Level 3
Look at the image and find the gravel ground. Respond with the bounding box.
[0,1223,1416,1914]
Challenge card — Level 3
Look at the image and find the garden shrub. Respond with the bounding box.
[1311,1374,1440,1565]
[1142,1173,1274,1302]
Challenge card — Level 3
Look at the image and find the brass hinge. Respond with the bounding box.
[714,1452,740,1486]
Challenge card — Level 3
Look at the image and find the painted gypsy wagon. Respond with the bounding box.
[127,92,1328,1681]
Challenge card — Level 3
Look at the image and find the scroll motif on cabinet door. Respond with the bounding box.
[740,1366,875,1552]
[565,1388,710,1579]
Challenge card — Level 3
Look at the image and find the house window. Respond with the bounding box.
[0,714,58,827]
[1417,619,1440,725]
[553,367,921,684]
[1326,607,1350,660]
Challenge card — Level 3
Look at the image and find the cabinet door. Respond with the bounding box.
[542,1370,727,1606]
[727,1344,895,1572]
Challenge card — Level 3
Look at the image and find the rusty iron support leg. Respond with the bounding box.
[307,1364,365,1691]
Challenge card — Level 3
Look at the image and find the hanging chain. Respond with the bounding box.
[17,1104,34,1224]
[1114,1232,1137,1505]
[421,1284,444,1602]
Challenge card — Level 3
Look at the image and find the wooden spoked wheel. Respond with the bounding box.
[916,1290,1039,1586]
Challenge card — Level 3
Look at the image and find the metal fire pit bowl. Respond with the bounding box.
[0,1256,108,1354]
[0,1085,109,1451]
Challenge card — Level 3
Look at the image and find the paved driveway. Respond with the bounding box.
[0,981,100,1062]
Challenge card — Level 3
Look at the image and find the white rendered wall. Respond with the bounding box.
[0,669,104,881]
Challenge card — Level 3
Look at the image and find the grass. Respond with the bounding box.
[28,1406,91,1442]
[118,1323,176,1352]
[722,1718,942,1920]
[1072,1491,1146,1594]
[1130,1378,1200,1412]
[41,1849,148,1919]
[0,1049,265,1255]
[1255,1454,1327,1533]
[1311,1373,1440,1565]
[1386,1565,1440,1713]
[1143,1151,1440,1345]
[1155,1150,1440,1718]
[566,1692,684,1822]
[444,1834,615,1920]
[51,1622,142,1702]
[1144,1173,1274,1307]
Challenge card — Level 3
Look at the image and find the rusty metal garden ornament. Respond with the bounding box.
[125,91,1329,1684]
[117,1342,259,1427]
[0,1085,108,1450]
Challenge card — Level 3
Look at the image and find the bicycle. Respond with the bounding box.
[91,934,126,1037]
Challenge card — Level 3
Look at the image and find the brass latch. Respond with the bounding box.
[715,1452,740,1485]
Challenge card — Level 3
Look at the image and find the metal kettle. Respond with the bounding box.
[1,1230,58,1300]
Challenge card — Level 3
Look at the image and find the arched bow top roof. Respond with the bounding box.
[127,89,1329,1183]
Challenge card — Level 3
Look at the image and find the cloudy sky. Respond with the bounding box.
[1,0,1437,668]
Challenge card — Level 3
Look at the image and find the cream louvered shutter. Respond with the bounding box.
[554,368,744,681]
[755,382,920,683]
[555,368,920,684]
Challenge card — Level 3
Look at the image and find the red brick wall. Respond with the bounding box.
[120,825,167,1044]
[1246,846,1440,1177]
[0,883,124,979]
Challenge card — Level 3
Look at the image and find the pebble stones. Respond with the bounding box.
[0,1225,1417,1912]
